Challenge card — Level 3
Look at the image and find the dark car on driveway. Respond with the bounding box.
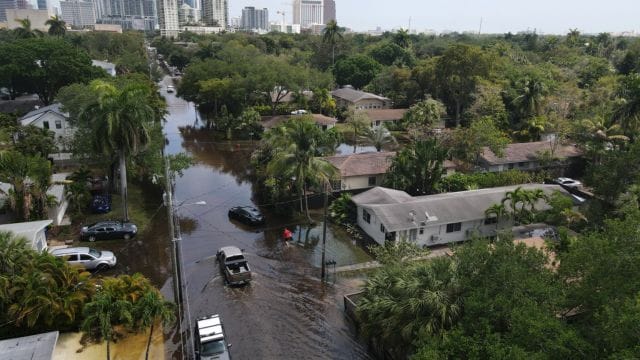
[80,221,137,242]
[90,195,111,214]
[228,206,264,225]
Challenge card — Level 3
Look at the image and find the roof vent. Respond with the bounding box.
[408,210,416,224]
[425,211,438,222]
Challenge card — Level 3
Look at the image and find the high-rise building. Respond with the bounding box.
[156,0,179,36]
[0,0,31,21]
[37,0,47,11]
[323,0,335,24]
[178,3,198,24]
[240,6,268,31]
[61,0,96,26]
[201,0,226,27]
[292,0,324,29]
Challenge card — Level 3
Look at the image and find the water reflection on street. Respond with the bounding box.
[160,77,372,359]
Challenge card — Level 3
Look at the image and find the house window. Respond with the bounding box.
[368,176,377,186]
[43,121,50,129]
[518,162,527,167]
[380,224,385,233]
[55,120,62,129]
[484,217,498,225]
[508,163,515,169]
[362,209,371,223]
[446,222,462,233]
[375,120,381,127]
[331,179,342,191]
[419,228,424,235]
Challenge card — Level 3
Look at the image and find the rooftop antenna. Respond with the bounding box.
[478,17,483,35]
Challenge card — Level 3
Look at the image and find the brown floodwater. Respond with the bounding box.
[103,77,374,360]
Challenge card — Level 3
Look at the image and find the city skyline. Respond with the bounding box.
[230,0,640,34]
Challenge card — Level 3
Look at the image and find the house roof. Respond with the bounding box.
[353,184,567,232]
[261,114,337,129]
[331,87,390,103]
[19,103,68,126]
[0,331,58,360]
[363,109,407,121]
[0,220,53,249]
[323,151,396,177]
[480,141,582,165]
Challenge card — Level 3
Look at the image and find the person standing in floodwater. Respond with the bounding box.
[283,228,293,242]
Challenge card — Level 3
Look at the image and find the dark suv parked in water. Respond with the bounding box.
[228,206,264,225]
[80,221,137,242]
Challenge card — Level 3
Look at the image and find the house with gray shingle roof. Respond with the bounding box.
[331,87,391,110]
[351,184,569,247]
[479,140,582,173]
[261,114,337,131]
[323,152,457,191]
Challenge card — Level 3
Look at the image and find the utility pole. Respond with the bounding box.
[320,184,328,280]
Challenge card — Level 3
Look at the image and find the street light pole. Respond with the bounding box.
[321,184,328,280]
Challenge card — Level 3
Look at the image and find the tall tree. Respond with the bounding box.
[13,18,43,39]
[82,289,133,360]
[434,44,491,125]
[265,118,336,221]
[360,126,396,152]
[322,20,344,68]
[384,139,448,196]
[45,15,66,37]
[346,110,370,153]
[79,80,156,221]
[134,289,176,360]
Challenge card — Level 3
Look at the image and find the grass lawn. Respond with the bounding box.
[86,184,160,230]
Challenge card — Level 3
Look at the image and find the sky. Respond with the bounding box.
[230,0,640,34]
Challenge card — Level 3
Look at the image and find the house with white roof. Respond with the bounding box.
[19,103,74,152]
[351,184,569,247]
[331,87,392,110]
[91,60,117,76]
[0,220,53,251]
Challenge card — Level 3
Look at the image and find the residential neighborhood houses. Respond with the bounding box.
[19,103,74,152]
[331,86,392,110]
[478,140,583,173]
[351,184,571,247]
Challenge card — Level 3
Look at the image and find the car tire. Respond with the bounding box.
[89,236,96,242]
[97,264,109,271]
[123,233,131,240]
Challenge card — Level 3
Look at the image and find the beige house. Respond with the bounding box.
[323,152,395,191]
[331,87,391,110]
[0,220,53,252]
[363,108,407,129]
[261,114,337,131]
[478,141,582,173]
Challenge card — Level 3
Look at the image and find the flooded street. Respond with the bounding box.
[160,77,373,359]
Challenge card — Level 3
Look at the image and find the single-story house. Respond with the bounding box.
[323,152,396,191]
[0,219,53,252]
[0,331,58,360]
[323,152,457,191]
[478,140,582,173]
[363,108,407,129]
[19,103,74,151]
[261,114,337,131]
[331,87,391,110]
[351,184,568,247]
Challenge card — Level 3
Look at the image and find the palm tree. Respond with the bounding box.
[501,187,546,225]
[512,77,547,121]
[266,118,336,222]
[485,203,509,231]
[13,18,43,39]
[0,231,30,275]
[321,20,344,68]
[346,110,370,153]
[360,126,397,151]
[45,15,66,36]
[134,289,176,360]
[80,80,156,221]
[0,151,33,221]
[393,28,411,48]
[25,156,54,220]
[384,139,448,196]
[82,289,134,360]
[614,74,640,138]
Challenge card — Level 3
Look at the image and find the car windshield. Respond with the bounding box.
[89,248,101,257]
[201,339,226,355]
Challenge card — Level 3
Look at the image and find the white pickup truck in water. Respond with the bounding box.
[216,246,252,286]
[195,314,231,360]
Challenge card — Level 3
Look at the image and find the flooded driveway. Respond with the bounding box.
[159,77,373,359]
